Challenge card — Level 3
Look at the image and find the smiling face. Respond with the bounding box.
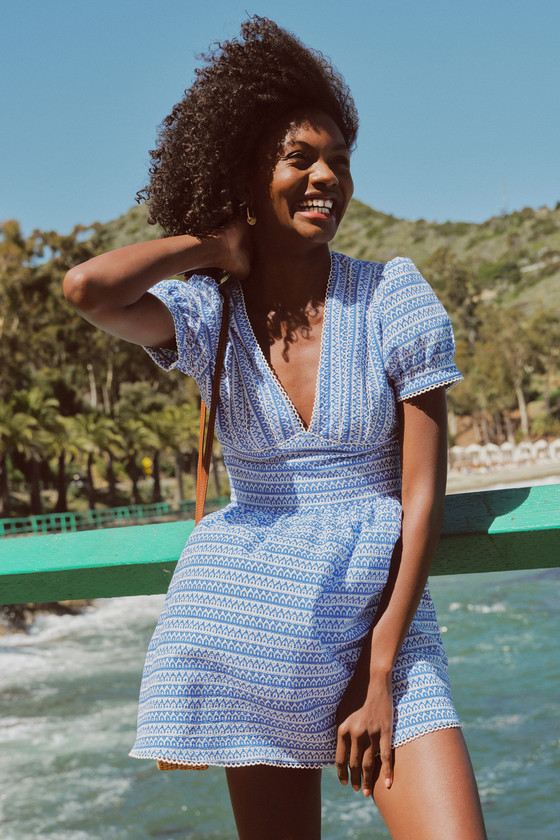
[248,110,354,251]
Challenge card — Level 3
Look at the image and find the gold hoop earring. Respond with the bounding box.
[246,206,257,226]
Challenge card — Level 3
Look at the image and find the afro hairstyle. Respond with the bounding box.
[138,16,358,239]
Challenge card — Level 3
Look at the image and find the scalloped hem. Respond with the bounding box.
[130,723,463,769]
[129,751,334,769]
[397,375,463,403]
[393,721,462,748]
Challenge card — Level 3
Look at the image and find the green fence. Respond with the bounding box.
[0,498,231,538]
[1,484,558,605]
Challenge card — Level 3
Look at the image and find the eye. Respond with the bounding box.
[284,151,311,170]
[286,151,308,162]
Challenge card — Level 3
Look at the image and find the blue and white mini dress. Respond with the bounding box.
[130,252,463,768]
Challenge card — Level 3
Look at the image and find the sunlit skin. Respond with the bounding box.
[248,111,354,254]
[63,108,487,840]
[240,112,353,427]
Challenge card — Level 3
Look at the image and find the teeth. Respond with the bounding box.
[298,198,334,211]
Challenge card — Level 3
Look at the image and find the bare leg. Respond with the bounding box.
[225,765,322,840]
[372,728,487,840]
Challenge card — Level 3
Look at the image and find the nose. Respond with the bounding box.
[310,158,338,188]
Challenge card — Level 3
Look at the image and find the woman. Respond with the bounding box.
[64,17,487,840]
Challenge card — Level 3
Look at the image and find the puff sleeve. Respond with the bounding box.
[142,274,225,383]
[378,257,462,402]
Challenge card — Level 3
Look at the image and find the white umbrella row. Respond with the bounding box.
[449,439,560,468]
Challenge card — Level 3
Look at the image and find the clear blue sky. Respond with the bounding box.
[2,0,559,236]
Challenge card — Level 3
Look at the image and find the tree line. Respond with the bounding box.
[0,220,220,517]
[426,247,560,445]
[1,219,559,517]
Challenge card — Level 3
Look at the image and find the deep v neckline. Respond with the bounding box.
[234,252,335,434]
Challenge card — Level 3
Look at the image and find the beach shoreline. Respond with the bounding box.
[446,461,560,494]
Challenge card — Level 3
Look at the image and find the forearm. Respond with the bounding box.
[366,497,444,684]
[335,389,450,794]
[63,234,224,314]
[363,389,448,689]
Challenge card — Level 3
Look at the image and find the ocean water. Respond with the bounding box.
[1,573,558,839]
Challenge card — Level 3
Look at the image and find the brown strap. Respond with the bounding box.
[195,292,229,525]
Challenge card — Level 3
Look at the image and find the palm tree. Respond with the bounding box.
[159,403,201,502]
[69,412,125,509]
[140,405,201,503]
[139,411,170,503]
[0,403,38,516]
[114,417,158,505]
[50,415,92,512]
[64,413,100,508]
[50,416,72,513]
[10,389,62,514]
[96,419,125,508]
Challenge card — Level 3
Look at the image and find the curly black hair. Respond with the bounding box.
[138,16,358,238]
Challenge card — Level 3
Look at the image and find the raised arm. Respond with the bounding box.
[335,386,448,796]
[63,222,250,347]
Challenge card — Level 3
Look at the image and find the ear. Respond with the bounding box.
[237,181,255,208]
[236,185,260,223]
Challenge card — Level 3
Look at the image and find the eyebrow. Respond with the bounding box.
[284,139,349,153]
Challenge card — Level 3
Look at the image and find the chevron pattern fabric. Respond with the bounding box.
[130,253,463,767]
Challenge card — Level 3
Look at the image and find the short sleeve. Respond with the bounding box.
[378,257,463,402]
[142,274,224,380]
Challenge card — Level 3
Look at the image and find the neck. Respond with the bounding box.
[242,242,332,311]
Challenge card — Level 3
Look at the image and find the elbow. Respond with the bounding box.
[63,266,99,313]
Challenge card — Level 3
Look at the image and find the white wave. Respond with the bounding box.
[0,595,165,696]
[470,713,524,731]
[467,602,507,613]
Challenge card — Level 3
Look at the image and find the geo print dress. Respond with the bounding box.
[130,252,463,767]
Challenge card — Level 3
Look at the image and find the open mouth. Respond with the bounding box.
[295,198,335,217]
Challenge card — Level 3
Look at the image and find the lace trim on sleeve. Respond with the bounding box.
[396,375,463,402]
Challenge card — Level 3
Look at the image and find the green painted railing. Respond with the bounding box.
[0,484,558,605]
[0,498,231,538]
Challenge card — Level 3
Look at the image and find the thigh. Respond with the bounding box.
[372,728,487,840]
[225,764,322,840]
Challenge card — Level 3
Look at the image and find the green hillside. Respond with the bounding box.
[332,200,560,315]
